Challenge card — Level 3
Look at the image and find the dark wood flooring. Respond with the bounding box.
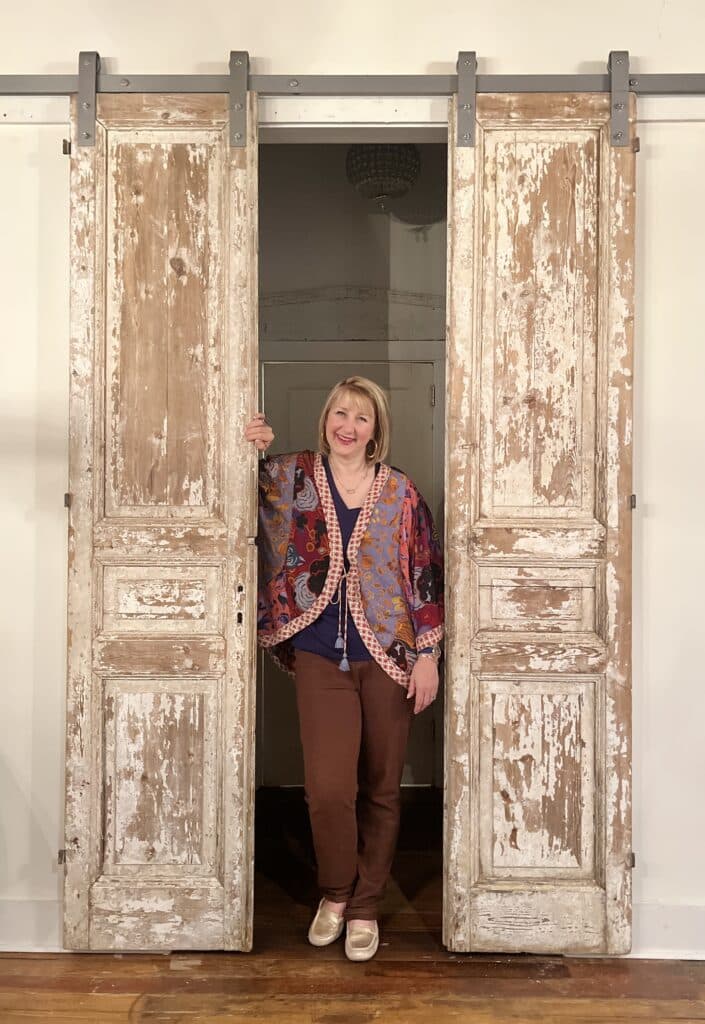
[1,788,703,1022]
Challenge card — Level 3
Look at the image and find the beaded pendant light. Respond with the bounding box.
[345,143,421,211]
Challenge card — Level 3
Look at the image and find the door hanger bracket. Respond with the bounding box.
[77,51,99,148]
[456,51,477,147]
[608,50,630,147]
[229,51,250,147]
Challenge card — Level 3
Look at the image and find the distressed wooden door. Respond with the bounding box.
[64,93,259,950]
[444,93,635,953]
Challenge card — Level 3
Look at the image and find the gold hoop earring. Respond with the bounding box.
[367,439,379,461]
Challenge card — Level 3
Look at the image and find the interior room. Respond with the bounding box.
[3,3,705,1016]
[254,141,448,947]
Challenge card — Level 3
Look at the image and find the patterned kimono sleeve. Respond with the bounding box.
[257,453,298,587]
[400,482,445,652]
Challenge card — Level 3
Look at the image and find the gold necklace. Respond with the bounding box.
[329,459,370,495]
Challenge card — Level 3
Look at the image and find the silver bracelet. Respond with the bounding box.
[417,646,441,663]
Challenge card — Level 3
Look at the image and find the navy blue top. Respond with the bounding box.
[290,455,377,663]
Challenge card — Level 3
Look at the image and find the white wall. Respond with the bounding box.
[0,123,69,948]
[2,0,704,956]
[632,102,705,957]
[2,0,703,74]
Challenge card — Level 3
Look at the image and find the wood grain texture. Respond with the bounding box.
[479,677,597,877]
[443,93,477,953]
[5,791,703,1019]
[222,89,260,952]
[65,93,101,951]
[444,93,636,953]
[105,130,223,517]
[65,92,259,951]
[602,88,636,958]
[478,564,597,633]
[100,564,223,634]
[102,680,218,872]
[481,131,597,520]
[1,923,703,1024]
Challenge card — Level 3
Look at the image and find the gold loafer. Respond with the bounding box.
[307,897,345,946]
[344,920,379,961]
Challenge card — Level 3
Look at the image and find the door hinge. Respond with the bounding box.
[632,136,641,154]
[627,851,636,869]
[57,849,67,865]
[629,494,636,510]
[430,384,436,407]
[64,492,72,508]
[62,139,71,155]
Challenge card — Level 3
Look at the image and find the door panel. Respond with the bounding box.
[444,93,635,953]
[65,93,259,950]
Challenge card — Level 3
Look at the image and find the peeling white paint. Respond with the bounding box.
[444,93,635,954]
[66,92,259,952]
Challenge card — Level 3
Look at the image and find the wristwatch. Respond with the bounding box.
[418,643,442,664]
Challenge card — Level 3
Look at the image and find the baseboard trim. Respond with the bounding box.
[1,898,703,958]
[629,900,705,959]
[0,899,62,952]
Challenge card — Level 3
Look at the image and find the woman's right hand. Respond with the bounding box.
[245,413,275,452]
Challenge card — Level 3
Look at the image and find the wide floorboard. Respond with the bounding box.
[1,789,702,1023]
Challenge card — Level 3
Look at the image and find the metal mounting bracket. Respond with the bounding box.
[77,51,99,148]
[456,51,477,147]
[229,51,249,147]
[608,50,630,147]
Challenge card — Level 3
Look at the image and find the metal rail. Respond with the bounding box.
[2,72,705,96]
[5,52,704,149]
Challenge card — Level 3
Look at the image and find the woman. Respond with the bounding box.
[245,376,444,962]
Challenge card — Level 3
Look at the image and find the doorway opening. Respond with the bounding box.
[253,139,449,949]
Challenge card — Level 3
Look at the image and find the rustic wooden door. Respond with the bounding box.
[64,92,259,950]
[444,93,636,953]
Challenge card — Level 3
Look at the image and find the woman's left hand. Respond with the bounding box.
[406,657,439,714]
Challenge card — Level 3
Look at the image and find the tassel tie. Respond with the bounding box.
[332,568,351,672]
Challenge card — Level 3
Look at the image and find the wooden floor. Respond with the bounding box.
[1,788,703,1023]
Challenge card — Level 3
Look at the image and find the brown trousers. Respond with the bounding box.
[293,649,415,922]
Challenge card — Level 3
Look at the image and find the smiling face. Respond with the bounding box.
[324,389,376,462]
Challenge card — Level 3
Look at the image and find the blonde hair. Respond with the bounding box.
[318,376,391,463]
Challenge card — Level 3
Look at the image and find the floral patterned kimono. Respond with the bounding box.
[257,449,444,689]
